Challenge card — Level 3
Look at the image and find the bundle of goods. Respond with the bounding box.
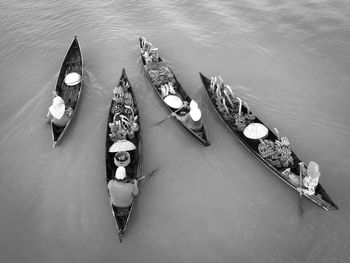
[258,136,294,168]
[109,80,139,141]
[140,37,159,64]
[159,82,176,98]
[148,66,176,87]
[209,76,255,130]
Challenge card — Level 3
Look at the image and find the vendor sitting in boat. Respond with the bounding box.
[47,95,73,127]
[107,166,139,208]
[172,100,203,132]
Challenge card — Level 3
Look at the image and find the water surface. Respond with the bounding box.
[1,1,350,262]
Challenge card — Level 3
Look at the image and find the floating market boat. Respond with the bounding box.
[105,68,142,242]
[50,36,83,147]
[139,37,210,146]
[199,72,338,211]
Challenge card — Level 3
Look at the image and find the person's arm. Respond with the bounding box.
[132,180,139,196]
[46,111,52,122]
[171,101,190,119]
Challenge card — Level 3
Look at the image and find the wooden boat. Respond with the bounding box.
[139,37,210,146]
[50,36,83,147]
[199,72,338,211]
[105,68,142,242]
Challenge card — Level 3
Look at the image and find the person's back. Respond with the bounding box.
[177,112,203,131]
[47,95,72,127]
[51,110,71,127]
[108,180,138,207]
[173,100,203,131]
[108,166,139,208]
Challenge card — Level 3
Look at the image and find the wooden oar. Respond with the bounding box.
[154,107,183,125]
[125,169,158,183]
[298,162,304,215]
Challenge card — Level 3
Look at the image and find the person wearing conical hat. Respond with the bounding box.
[302,161,321,195]
[172,100,203,131]
[107,166,139,208]
[46,95,73,127]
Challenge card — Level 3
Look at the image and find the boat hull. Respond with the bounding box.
[51,36,83,147]
[199,72,338,211]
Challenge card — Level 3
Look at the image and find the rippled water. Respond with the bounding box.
[1,1,350,262]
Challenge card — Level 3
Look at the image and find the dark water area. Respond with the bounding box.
[1,1,350,262]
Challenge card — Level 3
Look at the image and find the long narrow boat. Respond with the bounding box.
[105,68,142,242]
[139,37,210,146]
[200,72,338,211]
[51,36,83,147]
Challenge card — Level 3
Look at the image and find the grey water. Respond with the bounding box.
[1,0,350,262]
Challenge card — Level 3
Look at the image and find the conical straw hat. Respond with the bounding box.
[109,139,136,152]
[64,72,81,86]
[49,96,65,119]
[243,123,268,140]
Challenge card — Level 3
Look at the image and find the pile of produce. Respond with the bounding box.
[159,82,176,98]
[209,76,255,130]
[258,136,294,168]
[148,66,176,87]
[109,79,139,141]
[140,37,159,64]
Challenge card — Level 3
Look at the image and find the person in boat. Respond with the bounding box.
[47,95,73,127]
[107,166,139,208]
[172,100,203,131]
[300,161,321,195]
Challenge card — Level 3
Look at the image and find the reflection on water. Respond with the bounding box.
[1,0,350,262]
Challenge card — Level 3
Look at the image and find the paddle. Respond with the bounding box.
[298,162,304,215]
[154,107,183,125]
[125,169,158,183]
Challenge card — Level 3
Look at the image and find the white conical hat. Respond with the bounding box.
[189,107,201,121]
[307,161,321,179]
[64,72,81,86]
[109,139,136,152]
[164,95,183,109]
[49,96,65,119]
[190,100,198,109]
[115,166,126,180]
[243,123,268,139]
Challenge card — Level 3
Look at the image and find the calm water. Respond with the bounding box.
[1,1,350,262]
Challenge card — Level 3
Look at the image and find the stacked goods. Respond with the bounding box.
[209,76,255,130]
[140,37,159,64]
[148,66,176,87]
[258,136,294,168]
[159,82,176,98]
[140,37,176,88]
[109,80,139,141]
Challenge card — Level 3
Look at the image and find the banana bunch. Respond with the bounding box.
[258,139,276,158]
[275,136,290,147]
[274,137,293,167]
[160,82,176,98]
[210,76,225,95]
[113,86,124,96]
[258,136,294,168]
[234,113,247,131]
[123,92,133,107]
[148,66,175,87]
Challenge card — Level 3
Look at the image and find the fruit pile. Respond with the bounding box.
[140,37,159,64]
[109,78,139,141]
[148,66,176,87]
[210,76,255,130]
[258,136,294,168]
